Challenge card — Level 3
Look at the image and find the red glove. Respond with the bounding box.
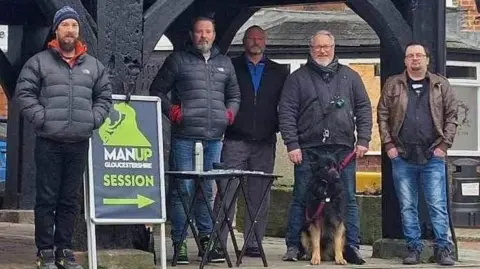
[169,105,182,124]
[226,109,234,125]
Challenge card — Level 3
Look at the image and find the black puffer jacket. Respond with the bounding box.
[150,45,241,140]
[15,45,112,143]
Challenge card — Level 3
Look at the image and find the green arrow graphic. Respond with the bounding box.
[103,194,155,208]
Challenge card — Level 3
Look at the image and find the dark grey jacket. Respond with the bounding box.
[150,45,240,140]
[15,48,112,142]
[279,59,372,151]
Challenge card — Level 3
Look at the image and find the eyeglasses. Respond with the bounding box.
[405,53,427,60]
[310,44,334,51]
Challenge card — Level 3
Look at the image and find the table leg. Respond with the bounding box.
[172,178,202,266]
[197,179,233,269]
[236,177,274,267]
[214,176,242,260]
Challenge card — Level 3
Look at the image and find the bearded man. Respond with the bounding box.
[149,16,240,264]
[278,30,372,265]
[15,6,112,269]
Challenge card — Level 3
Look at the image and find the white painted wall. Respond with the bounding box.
[0,25,7,52]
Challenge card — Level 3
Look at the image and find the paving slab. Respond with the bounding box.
[0,222,479,269]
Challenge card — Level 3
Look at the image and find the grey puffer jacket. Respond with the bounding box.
[15,46,112,143]
[150,44,240,140]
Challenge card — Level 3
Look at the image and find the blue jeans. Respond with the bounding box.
[170,137,222,243]
[392,156,452,251]
[285,145,360,250]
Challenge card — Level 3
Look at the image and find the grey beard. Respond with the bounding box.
[196,43,212,54]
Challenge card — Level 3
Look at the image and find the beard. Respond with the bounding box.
[59,36,77,52]
[248,46,264,55]
[195,41,212,54]
[314,58,331,67]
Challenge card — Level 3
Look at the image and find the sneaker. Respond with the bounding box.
[36,249,57,269]
[55,249,83,269]
[173,240,189,265]
[209,248,226,263]
[435,247,455,266]
[402,249,420,265]
[282,246,300,261]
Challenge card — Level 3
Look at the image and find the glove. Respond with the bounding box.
[225,109,234,125]
[169,105,182,124]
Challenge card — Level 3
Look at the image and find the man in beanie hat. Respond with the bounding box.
[15,5,112,269]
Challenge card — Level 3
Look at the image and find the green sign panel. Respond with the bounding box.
[88,95,166,224]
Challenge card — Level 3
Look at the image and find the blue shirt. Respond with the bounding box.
[246,55,265,94]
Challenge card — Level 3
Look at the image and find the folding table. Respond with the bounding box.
[165,169,281,269]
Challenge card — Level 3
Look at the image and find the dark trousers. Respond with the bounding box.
[214,139,275,249]
[34,137,88,252]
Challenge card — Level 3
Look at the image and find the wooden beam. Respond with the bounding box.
[142,0,195,65]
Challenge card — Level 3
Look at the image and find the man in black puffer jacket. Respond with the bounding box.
[150,16,240,264]
[15,6,112,269]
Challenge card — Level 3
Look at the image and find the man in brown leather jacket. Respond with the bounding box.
[377,42,457,266]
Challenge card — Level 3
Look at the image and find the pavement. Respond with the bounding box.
[2,222,480,269]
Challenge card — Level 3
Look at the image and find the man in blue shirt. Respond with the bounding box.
[211,25,289,261]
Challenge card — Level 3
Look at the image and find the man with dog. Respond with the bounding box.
[279,30,372,265]
[377,42,456,266]
[212,25,289,261]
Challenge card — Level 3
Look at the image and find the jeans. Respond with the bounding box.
[392,156,452,251]
[285,145,360,250]
[170,137,222,243]
[34,137,88,251]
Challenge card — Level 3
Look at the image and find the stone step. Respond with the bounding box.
[0,210,34,224]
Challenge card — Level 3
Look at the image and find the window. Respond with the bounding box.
[446,0,457,7]
[446,66,477,80]
[447,61,480,155]
[451,85,478,151]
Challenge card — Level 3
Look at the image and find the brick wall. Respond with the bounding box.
[0,86,7,118]
[458,0,480,31]
[280,3,347,12]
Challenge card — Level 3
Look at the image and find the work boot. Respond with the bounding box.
[402,249,421,265]
[55,249,83,269]
[435,247,455,266]
[173,240,189,265]
[344,245,366,265]
[36,249,57,269]
[282,246,300,261]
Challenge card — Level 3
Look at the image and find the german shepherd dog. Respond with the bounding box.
[301,150,347,265]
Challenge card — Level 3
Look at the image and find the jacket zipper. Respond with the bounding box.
[395,83,407,138]
[68,67,73,125]
[253,90,257,138]
[205,58,211,136]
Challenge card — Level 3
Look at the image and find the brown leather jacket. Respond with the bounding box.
[377,71,458,154]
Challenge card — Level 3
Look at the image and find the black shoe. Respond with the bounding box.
[245,247,261,257]
[344,246,366,265]
[403,249,421,265]
[435,247,455,266]
[197,236,210,261]
[36,249,57,269]
[55,249,83,269]
[209,248,226,263]
[173,240,189,265]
